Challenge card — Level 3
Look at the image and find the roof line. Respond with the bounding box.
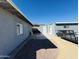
[55,22,78,24]
[56,23,78,25]
[7,0,33,26]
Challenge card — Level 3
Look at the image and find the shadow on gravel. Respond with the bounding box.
[14,29,57,59]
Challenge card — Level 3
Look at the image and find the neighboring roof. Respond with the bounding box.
[33,24,40,27]
[0,0,33,26]
[56,22,78,26]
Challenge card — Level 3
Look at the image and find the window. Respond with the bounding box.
[63,25,69,28]
[16,23,23,35]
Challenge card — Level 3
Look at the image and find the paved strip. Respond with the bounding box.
[44,34,78,59]
[14,33,58,59]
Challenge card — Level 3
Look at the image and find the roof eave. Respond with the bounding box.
[0,0,33,26]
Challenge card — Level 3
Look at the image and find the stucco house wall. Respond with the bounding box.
[0,8,32,56]
[38,23,78,36]
[55,25,78,33]
[39,24,56,35]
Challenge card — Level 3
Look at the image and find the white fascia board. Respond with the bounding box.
[55,22,78,24]
[7,0,32,23]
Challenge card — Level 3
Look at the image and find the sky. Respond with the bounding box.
[12,0,78,24]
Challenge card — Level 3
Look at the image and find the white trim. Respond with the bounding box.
[0,55,10,58]
[7,0,32,23]
[16,23,23,35]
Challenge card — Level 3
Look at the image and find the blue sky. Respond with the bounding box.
[12,0,78,24]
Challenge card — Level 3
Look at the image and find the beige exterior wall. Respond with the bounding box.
[39,24,56,35]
